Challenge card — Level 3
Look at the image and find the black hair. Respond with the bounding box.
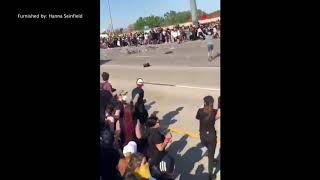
[100,129,114,149]
[203,95,214,105]
[102,72,109,81]
[146,115,159,128]
[203,96,214,116]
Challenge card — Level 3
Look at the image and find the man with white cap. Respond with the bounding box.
[117,141,137,176]
[131,78,149,125]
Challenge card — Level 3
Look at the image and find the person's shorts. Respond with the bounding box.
[208,44,214,51]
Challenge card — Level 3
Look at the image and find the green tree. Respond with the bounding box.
[132,9,209,30]
[134,17,145,31]
[134,15,164,31]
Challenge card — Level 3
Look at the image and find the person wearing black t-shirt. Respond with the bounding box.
[147,115,172,168]
[131,78,148,125]
[196,95,217,180]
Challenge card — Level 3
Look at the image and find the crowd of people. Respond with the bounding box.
[100,72,220,180]
[100,20,220,49]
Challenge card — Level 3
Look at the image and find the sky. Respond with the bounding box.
[100,0,220,31]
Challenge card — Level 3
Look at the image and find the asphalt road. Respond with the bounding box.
[100,39,220,67]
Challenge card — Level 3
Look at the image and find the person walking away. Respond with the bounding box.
[196,96,218,180]
[131,78,148,125]
[205,30,214,61]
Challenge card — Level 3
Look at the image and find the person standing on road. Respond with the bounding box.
[196,95,218,180]
[131,78,148,125]
[205,30,216,61]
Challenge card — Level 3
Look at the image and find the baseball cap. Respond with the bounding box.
[136,78,144,86]
[123,141,137,155]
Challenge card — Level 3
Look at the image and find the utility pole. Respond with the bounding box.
[190,0,198,25]
[107,0,113,32]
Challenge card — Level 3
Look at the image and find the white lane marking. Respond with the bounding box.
[136,56,151,58]
[175,85,220,91]
[144,81,220,91]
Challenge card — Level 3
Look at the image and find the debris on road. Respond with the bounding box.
[164,51,173,54]
[143,62,151,68]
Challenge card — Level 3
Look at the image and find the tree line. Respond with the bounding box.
[132,9,208,31]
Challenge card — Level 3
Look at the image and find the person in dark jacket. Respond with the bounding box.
[131,78,148,125]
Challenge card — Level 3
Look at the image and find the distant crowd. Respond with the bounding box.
[100,20,220,49]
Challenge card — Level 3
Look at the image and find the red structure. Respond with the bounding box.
[187,10,220,22]
[199,15,208,20]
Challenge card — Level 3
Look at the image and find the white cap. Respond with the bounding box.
[136,78,144,85]
[123,141,137,155]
